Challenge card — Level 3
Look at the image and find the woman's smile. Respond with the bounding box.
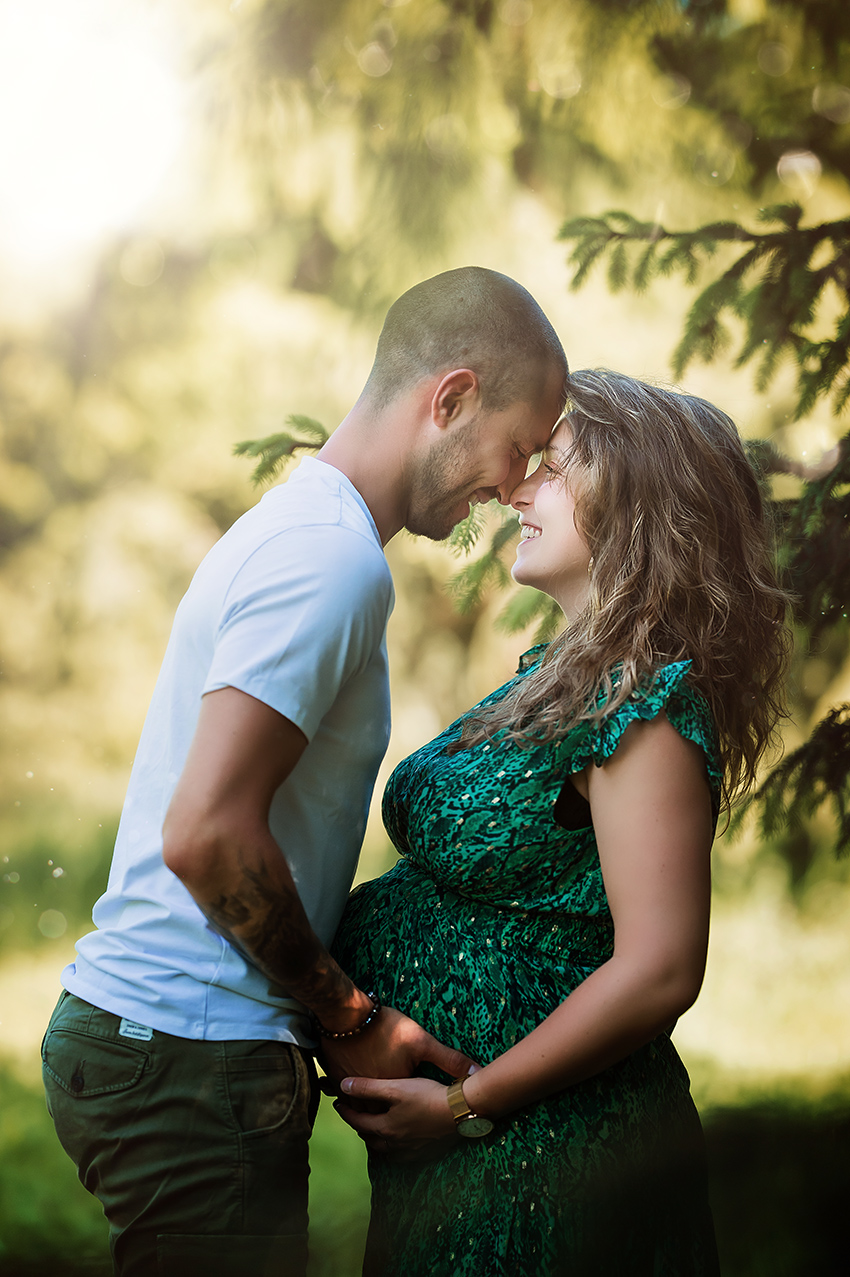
[510,421,592,615]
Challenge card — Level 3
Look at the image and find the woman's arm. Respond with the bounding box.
[336,713,714,1154]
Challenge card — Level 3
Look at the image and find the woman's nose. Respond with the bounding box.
[510,471,536,510]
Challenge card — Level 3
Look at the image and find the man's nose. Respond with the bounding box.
[496,456,528,505]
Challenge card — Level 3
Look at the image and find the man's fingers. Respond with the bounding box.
[340,1075,395,1102]
[418,1036,476,1079]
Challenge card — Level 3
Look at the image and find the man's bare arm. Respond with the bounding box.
[162,686,370,1029]
[162,686,473,1075]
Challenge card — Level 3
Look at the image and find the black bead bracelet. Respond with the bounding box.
[313,990,381,1040]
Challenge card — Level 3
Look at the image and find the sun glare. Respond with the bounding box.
[0,0,185,263]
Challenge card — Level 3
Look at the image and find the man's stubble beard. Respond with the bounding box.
[404,421,482,541]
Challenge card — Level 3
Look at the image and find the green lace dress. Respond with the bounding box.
[332,649,722,1277]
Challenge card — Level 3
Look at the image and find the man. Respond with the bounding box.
[42,267,567,1276]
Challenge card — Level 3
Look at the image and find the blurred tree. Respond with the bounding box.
[3,0,850,938]
[235,0,850,864]
[555,0,850,862]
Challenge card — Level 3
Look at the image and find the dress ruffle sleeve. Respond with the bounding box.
[566,660,722,816]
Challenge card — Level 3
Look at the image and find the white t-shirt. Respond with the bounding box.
[64,458,394,1046]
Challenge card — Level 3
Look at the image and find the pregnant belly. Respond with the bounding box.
[332,858,612,1067]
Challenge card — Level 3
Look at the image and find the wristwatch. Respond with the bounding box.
[446,1077,495,1139]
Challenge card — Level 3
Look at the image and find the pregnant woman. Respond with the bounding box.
[330,369,789,1276]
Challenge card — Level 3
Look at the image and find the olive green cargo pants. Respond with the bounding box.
[42,991,318,1277]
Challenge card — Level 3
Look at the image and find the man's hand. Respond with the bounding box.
[334,1075,460,1162]
[320,1005,475,1084]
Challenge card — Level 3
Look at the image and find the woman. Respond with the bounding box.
[330,370,789,1276]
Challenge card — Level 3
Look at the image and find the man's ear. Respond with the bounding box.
[431,368,480,431]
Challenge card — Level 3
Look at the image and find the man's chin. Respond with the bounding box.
[407,499,471,541]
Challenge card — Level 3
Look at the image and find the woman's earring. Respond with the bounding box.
[587,556,595,577]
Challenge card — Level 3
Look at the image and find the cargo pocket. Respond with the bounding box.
[42,1028,148,1098]
[223,1041,301,1137]
[43,1027,151,1174]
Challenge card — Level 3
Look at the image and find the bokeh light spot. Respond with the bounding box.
[758,42,792,77]
[358,43,393,77]
[539,64,582,100]
[652,74,691,110]
[694,147,736,186]
[38,910,67,939]
[500,0,533,27]
[120,239,165,289]
[777,150,822,196]
[812,83,850,124]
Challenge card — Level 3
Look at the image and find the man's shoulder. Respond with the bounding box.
[210,505,390,623]
[239,464,382,555]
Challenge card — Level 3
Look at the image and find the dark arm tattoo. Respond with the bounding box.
[197,851,355,1024]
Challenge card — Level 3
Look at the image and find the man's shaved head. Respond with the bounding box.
[363,266,568,413]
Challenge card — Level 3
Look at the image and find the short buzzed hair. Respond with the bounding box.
[363,266,568,412]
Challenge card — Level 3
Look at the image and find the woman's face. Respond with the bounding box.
[510,420,593,616]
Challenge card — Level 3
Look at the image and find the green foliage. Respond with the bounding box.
[0,1066,108,1273]
[233,416,329,486]
[446,502,489,556]
[0,823,116,958]
[559,206,850,420]
[703,1093,850,1277]
[776,440,850,637]
[495,587,563,643]
[560,196,850,859]
[743,704,850,856]
[446,510,521,614]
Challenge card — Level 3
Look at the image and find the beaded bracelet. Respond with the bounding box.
[313,990,382,1040]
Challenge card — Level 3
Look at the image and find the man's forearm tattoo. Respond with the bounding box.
[198,853,354,1020]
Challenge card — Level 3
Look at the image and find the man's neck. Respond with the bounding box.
[317,400,418,545]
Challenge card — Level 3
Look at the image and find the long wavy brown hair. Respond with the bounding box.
[456,369,791,814]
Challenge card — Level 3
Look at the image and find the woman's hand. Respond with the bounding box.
[334,1075,460,1162]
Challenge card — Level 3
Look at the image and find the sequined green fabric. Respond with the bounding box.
[332,650,721,1276]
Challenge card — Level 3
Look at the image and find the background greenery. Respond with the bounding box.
[1,1,849,1273]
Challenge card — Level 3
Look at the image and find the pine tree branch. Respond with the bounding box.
[737,704,850,856]
[234,416,329,486]
[559,207,850,420]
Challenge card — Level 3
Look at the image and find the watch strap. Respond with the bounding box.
[447,1077,475,1124]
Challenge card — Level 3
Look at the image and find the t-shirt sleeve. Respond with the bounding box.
[203,525,392,740]
[566,661,723,809]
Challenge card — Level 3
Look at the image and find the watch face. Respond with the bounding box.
[457,1115,494,1139]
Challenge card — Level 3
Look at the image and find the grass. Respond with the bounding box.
[2,1059,849,1276]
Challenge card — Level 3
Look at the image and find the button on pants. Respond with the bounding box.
[42,991,318,1277]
